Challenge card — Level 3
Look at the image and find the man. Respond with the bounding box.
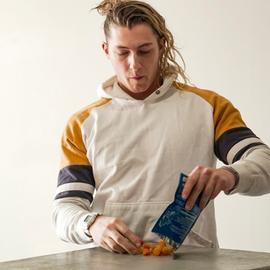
[53,0,270,255]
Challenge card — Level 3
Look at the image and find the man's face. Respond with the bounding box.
[103,24,162,95]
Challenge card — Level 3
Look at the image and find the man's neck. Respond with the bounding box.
[118,78,163,100]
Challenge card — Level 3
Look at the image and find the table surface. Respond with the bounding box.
[1,246,270,270]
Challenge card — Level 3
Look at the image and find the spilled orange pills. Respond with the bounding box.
[138,240,173,256]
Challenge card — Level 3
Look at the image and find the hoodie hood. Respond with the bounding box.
[97,75,177,102]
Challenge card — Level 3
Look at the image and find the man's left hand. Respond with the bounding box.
[181,166,237,210]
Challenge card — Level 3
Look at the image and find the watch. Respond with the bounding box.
[83,213,100,238]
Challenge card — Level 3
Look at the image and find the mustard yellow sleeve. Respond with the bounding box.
[175,82,265,165]
[60,113,90,169]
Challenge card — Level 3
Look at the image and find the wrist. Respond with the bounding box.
[221,166,240,194]
[83,213,101,239]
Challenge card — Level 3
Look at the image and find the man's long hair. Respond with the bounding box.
[94,0,189,83]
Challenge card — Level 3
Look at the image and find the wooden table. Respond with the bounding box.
[1,246,270,270]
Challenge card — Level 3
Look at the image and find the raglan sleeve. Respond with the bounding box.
[213,94,270,196]
[52,113,96,244]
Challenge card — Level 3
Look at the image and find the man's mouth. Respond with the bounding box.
[130,76,144,80]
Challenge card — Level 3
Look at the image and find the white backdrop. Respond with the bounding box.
[0,0,269,262]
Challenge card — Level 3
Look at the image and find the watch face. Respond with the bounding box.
[84,215,93,223]
[84,213,98,228]
[83,214,98,238]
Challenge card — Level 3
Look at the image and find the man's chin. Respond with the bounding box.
[131,88,148,94]
[129,84,149,93]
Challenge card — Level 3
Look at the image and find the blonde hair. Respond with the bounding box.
[93,0,189,84]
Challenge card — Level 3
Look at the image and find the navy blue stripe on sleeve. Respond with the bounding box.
[232,142,264,163]
[55,190,93,202]
[214,127,263,164]
[57,165,95,187]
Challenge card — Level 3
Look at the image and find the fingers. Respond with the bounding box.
[102,237,127,254]
[182,166,227,210]
[211,181,223,199]
[113,220,142,254]
[90,216,142,255]
[101,240,114,253]
[181,167,200,201]
[183,166,212,210]
[199,176,215,209]
[108,231,138,254]
[116,224,143,248]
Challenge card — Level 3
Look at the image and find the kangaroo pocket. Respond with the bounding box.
[103,201,171,242]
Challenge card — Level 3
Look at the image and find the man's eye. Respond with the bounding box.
[138,50,150,55]
[118,51,129,56]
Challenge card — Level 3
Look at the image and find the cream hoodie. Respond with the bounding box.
[53,76,270,247]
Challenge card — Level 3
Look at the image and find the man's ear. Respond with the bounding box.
[102,42,109,57]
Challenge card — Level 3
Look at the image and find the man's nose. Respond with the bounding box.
[128,53,142,70]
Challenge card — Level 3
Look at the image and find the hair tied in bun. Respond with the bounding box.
[95,0,128,16]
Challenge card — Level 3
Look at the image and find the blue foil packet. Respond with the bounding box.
[152,173,203,250]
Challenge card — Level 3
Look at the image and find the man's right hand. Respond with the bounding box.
[89,216,143,254]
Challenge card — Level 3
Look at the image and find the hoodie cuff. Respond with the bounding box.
[224,161,256,195]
